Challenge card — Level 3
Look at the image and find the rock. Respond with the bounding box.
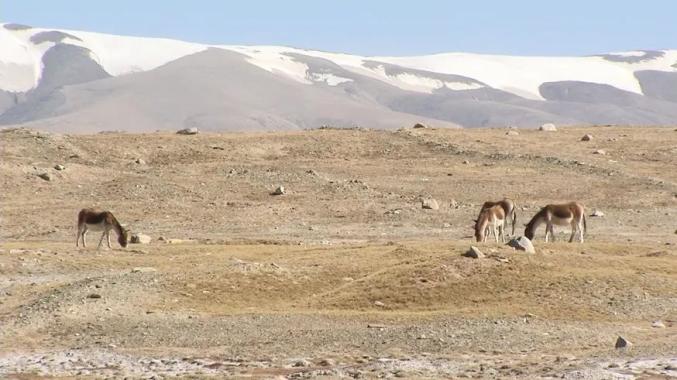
[593,149,606,155]
[135,158,146,165]
[615,336,632,349]
[505,130,519,136]
[54,164,65,170]
[421,198,439,210]
[413,123,427,129]
[651,320,666,328]
[374,301,385,307]
[37,172,52,181]
[87,293,102,299]
[130,233,152,244]
[131,267,157,273]
[581,134,593,141]
[507,236,535,254]
[539,123,557,131]
[271,186,285,195]
[176,127,199,135]
[318,358,336,367]
[449,199,459,208]
[462,160,470,164]
[463,246,485,259]
[293,359,311,367]
[591,210,604,217]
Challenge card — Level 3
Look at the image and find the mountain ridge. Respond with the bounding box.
[2,22,676,132]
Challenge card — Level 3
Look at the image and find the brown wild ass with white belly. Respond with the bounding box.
[76,209,129,249]
[524,202,586,243]
[479,198,517,236]
[474,204,506,243]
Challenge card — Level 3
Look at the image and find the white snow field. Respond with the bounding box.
[2,22,676,99]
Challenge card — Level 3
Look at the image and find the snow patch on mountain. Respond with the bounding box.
[307,72,352,86]
[1,23,207,91]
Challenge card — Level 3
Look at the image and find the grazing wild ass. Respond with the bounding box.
[524,202,586,243]
[479,198,518,236]
[76,209,129,249]
[474,204,506,243]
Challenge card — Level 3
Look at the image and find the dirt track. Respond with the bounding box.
[1,125,676,379]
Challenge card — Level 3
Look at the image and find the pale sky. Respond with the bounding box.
[4,0,676,56]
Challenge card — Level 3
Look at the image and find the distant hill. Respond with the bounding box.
[2,22,676,132]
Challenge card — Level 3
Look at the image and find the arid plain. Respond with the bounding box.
[1,125,676,379]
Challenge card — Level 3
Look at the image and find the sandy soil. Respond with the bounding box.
[1,125,676,379]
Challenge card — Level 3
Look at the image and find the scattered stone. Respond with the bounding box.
[131,267,157,273]
[651,320,666,328]
[54,164,65,170]
[505,130,519,136]
[421,198,439,210]
[614,336,632,349]
[87,293,102,299]
[539,123,557,131]
[135,158,146,165]
[413,123,427,129]
[176,127,199,135]
[463,246,485,259]
[462,160,470,164]
[593,149,606,155]
[507,236,536,253]
[374,301,385,307]
[37,172,52,181]
[271,186,285,196]
[293,359,311,367]
[367,324,387,329]
[581,134,593,141]
[130,233,152,244]
[591,210,604,217]
[166,238,195,244]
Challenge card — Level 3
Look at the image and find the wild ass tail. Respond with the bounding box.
[511,208,517,236]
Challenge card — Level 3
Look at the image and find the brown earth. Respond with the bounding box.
[1,125,676,379]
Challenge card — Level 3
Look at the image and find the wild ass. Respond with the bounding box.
[524,202,586,243]
[479,198,518,236]
[474,204,506,243]
[76,209,129,249]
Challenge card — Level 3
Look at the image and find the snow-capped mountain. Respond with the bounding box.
[2,22,677,132]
